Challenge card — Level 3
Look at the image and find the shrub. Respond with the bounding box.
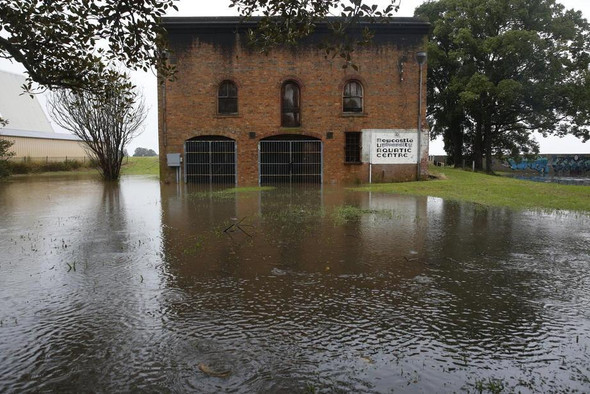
[7,159,89,174]
[0,138,15,179]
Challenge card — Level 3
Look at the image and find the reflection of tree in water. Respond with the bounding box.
[3,180,169,392]
[77,183,129,258]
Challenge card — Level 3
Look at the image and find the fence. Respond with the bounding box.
[8,156,90,163]
[8,156,132,164]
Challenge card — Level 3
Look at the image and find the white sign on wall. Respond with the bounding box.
[370,131,418,164]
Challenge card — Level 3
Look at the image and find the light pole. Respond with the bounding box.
[416,51,427,181]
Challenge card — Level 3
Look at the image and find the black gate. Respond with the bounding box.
[184,139,236,184]
[259,140,322,184]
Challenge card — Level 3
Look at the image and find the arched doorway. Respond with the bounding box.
[184,136,236,184]
[259,135,322,184]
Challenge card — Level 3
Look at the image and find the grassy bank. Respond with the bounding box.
[352,166,590,213]
[120,156,159,176]
[8,159,92,175]
[7,156,160,177]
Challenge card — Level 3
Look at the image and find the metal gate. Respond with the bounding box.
[259,140,322,184]
[184,140,236,184]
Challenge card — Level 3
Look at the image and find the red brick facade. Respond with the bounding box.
[159,17,429,185]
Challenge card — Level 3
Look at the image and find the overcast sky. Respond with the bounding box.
[1,0,589,155]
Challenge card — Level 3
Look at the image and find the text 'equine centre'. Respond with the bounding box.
[158,17,430,185]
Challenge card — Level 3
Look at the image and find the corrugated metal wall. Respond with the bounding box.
[3,136,91,161]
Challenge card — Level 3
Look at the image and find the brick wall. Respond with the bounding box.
[159,19,429,185]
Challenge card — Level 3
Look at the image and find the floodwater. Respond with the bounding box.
[0,176,589,393]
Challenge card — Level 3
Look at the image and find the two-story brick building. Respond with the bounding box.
[158,17,429,185]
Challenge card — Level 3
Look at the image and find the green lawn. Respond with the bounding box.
[352,166,590,213]
[120,156,159,176]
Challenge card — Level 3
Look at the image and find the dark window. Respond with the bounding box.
[343,81,363,113]
[218,81,238,114]
[281,81,301,127]
[345,132,362,163]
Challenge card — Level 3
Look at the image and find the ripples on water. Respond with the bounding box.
[0,176,589,392]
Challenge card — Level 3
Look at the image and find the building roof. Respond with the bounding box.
[162,16,430,34]
[0,128,81,141]
[0,71,56,134]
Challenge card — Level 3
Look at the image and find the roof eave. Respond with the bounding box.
[161,16,430,34]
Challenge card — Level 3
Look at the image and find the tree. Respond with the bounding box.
[0,138,15,179]
[416,0,590,172]
[134,147,158,157]
[232,0,401,66]
[48,80,147,181]
[0,0,177,96]
[1,0,400,97]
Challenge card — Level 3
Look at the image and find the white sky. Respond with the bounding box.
[1,0,589,155]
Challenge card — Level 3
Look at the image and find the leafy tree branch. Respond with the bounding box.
[0,0,177,95]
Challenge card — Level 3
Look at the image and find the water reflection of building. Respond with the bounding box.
[157,187,590,393]
[157,186,433,392]
[159,186,428,283]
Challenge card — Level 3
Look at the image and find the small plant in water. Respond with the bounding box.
[183,238,203,255]
[332,205,393,224]
[304,382,317,393]
[474,378,506,394]
[189,186,275,200]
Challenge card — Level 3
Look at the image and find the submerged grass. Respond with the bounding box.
[189,186,275,199]
[332,205,393,224]
[352,166,590,213]
[473,378,506,394]
[263,204,325,223]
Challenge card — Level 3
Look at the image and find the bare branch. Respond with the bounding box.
[48,80,146,181]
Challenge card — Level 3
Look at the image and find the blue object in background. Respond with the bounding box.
[508,157,550,174]
[509,155,590,175]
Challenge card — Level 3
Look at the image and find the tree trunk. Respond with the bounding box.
[473,121,483,171]
[451,123,463,168]
[444,117,464,168]
[484,122,494,174]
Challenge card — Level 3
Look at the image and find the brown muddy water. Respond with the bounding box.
[0,175,589,393]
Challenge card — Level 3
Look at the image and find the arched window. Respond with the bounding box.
[281,81,301,127]
[343,80,363,113]
[218,80,238,114]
